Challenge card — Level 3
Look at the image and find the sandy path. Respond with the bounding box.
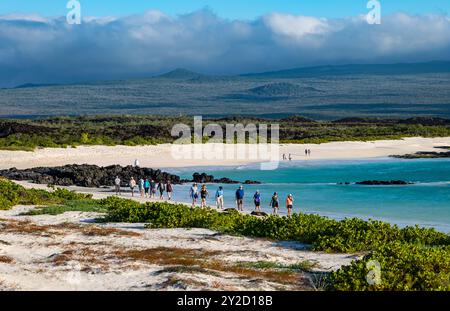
[0,137,449,170]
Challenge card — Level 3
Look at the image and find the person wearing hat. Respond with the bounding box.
[286,194,294,218]
[235,185,245,211]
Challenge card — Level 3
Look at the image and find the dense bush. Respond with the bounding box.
[330,242,450,290]
[1,115,450,150]
[0,178,92,210]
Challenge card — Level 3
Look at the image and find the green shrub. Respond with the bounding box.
[330,242,450,291]
[0,178,93,210]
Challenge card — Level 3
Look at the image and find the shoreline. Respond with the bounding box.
[0,137,449,170]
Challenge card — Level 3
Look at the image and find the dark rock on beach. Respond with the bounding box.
[391,147,450,159]
[251,211,269,217]
[355,180,414,185]
[0,164,182,187]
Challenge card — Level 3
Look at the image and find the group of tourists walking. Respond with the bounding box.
[114,175,295,217]
[114,176,174,200]
[189,183,295,217]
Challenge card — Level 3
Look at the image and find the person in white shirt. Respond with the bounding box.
[114,176,121,195]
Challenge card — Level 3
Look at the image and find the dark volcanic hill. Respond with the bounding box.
[157,68,204,80]
[247,82,322,96]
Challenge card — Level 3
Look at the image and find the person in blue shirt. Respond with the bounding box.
[235,185,244,211]
[215,186,224,209]
[253,190,261,212]
[144,179,150,198]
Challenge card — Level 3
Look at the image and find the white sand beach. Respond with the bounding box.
[0,137,449,170]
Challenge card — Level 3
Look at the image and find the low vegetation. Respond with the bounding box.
[1,115,450,150]
[0,177,92,210]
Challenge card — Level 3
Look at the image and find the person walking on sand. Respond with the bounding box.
[305,149,308,157]
[235,185,244,211]
[114,176,121,196]
[288,153,292,161]
[134,159,140,167]
[308,149,311,156]
[138,178,145,198]
[200,184,209,208]
[157,181,165,200]
[166,181,173,200]
[286,194,294,218]
[144,178,150,198]
[270,192,279,215]
[215,186,224,209]
[129,177,136,197]
[150,179,157,198]
[189,183,199,207]
[253,190,261,212]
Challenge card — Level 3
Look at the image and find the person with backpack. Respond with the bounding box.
[253,190,261,212]
[215,186,224,209]
[270,192,279,215]
[235,185,244,211]
[166,181,173,200]
[157,181,165,200]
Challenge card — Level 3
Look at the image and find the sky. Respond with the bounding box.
[1,0,450,20]
[1,1,450,87]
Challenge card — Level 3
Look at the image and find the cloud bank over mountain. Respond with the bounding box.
[1,9,450,87]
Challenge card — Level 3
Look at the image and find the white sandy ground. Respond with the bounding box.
[0,202,360,291]
[0,137,449,169]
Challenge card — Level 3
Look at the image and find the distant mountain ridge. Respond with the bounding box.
[247,82,322,96]
[12,61,450,88]
[242,61,450,78]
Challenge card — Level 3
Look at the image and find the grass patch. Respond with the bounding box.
[21,199,106,216]
[240,260,317,272]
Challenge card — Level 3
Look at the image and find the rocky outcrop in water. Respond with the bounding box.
[355,180,413,185]
[391,147,450,159]
[0,164,182,187]
[192,172,260,185]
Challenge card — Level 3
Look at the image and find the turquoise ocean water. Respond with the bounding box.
[167,158,450,232]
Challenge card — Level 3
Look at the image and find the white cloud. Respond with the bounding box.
[0,9,449,87]
[264,13,329,38]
